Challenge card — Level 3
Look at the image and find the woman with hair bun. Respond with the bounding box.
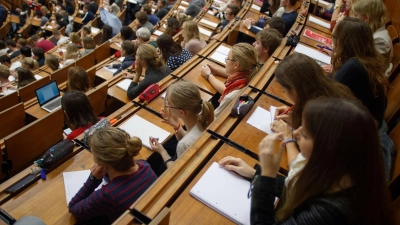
[150,81,214,169]
[69,127,157,223]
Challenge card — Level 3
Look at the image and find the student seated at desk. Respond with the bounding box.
[176,13,192,27]
[267,53,353,167]
[63,0,75,16]
[127,44,171,100]
[101,25,114,44]
[41,6,51,19]
[220,98,397,225]
[352,0,393,76]
[181,20,207,56]
[0,55,11,68]
[20,57,39,72]
[178,0,205,19]
[99,4,123,36]
[150,82,214,168]
[82,4,95,24]
[253,28,282,67]
[330,17,393,179]
[32,47,45,67]
[69,127,157,223]
[154,0,170,20]
[53,29,69,46]
[259,0,284,17]
[88,0,99,14]
[81,24,92,38]
[62,90,99,140]
[17,38,28,49]
[165,18,181,37]
[135,12,155,34]
[31,35,55,53]
[81,37,96,56]
[64,43,81,66]
[0,65,16,96]
[107,41,137,76]
[243,17,285,36]
[20,46,32,59]
[135,27,157,48]
[45,54,61,71]
[201,43,259,118]
[35,10,48,28]
[68,66,91,92]
[212,0,242,20]
[6,40,21,60]
[211,4,240,39]
[17,68,36,88]
[120,26,136,41]
[0,40,8,56]
[51,13,69,30]
[141,4,160,25]
[70,32,82,46]
[157,34,192,71]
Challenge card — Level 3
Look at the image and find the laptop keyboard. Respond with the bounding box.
[44,97,62,111]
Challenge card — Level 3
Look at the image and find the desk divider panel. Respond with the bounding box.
[86,81,108,116]
[18,76,51,103]
[0,103,25,140]
[0,91,19,112]
[3,109,64,176]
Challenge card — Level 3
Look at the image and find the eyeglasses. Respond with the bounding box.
[164,99,184,111]
[225,57,236,62]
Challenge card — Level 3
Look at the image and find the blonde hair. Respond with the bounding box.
[82,25,92,36]
[0,64,10,79]
[90,127,142,171]
[69,32,81,44]
[45,54,60,71]
[352,0,387,33]
[21,57,39,70]
[82,36,96,49]
[231,43,260,81]
[177,13,191,25]
[182,20,200,42]
[65,43,80,60]
[41,6,50,15]
[167,81,214,129]
[137,44,164,70]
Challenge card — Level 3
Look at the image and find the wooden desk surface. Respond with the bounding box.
[265,76,294,106]
[182,59,226,95]
[306,14,332,35]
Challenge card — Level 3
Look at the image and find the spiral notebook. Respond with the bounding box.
[190,162,251,225]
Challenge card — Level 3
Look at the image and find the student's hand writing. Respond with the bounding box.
[90,163,107,180]
[317,46,332,56]
[270,120,292,139]
[274,106,291,122]
[259,133,284,178]
[201,64,211,78]
[321,64,332,74]
[242,19,251,29]
[248,18,255,25]
[149,137,165,153]
[218,156,256,179]
[160,108,179,128]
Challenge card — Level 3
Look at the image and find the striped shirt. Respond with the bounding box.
[69,160,157,222]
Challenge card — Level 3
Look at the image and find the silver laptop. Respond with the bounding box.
[35,81,62,113]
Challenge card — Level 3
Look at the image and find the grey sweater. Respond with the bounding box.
[127,67,171,100]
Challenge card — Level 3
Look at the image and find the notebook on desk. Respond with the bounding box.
[190,162,252,225]
[294,43,331,66]
[116,79,132,91]
[118,115,170,149]
[35,80,62,113]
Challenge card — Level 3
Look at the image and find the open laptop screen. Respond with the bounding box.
[35,81,60,106]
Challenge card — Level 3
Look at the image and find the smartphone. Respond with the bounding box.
[63,128,72,135]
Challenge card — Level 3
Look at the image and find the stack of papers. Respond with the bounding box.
[199,27,212,36]
[294,43,331,65]
[308,15,330,29]
[116,79,131,91]
[200,19,218,28]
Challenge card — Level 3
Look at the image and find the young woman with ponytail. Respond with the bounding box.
[201,43,260,118]
[149,81,214,168]
[69,127,157,223]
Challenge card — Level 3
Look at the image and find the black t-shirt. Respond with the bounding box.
[57,18,69,28]
[89,2,99,15]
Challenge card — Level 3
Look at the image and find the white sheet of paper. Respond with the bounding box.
[181,1,189,5]
[63,170,107,206]
[200,19,218,28]
[309,15,330,29]
[118,115,171,150]
[251,4,261,11]
[79,10,84,14]
[47,25,53,29]
[318,0,329,7]
[163,24,166,28]
[216,45,231,55]
[247,106,274,134]
[104,66,118,74]
[294,43,331,65]
[34,75,42,80]
[117,57,125,62]
[178,5,186,11]
[127,0,137,3]
[253,26,263,30]
[269,106,277,122]
[59,63,64,68]
[116,79,131,91]
[10,61,21,71]
[8,75,15,82]
[115,43,121,48]
[161,92,166,98]
[207,10,215,15]
[199,27,213,37]
[154,30,164,36]
[210,51,227,65]
[91,27,100,34]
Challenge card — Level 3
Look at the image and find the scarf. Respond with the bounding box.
[218,71,249,103]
